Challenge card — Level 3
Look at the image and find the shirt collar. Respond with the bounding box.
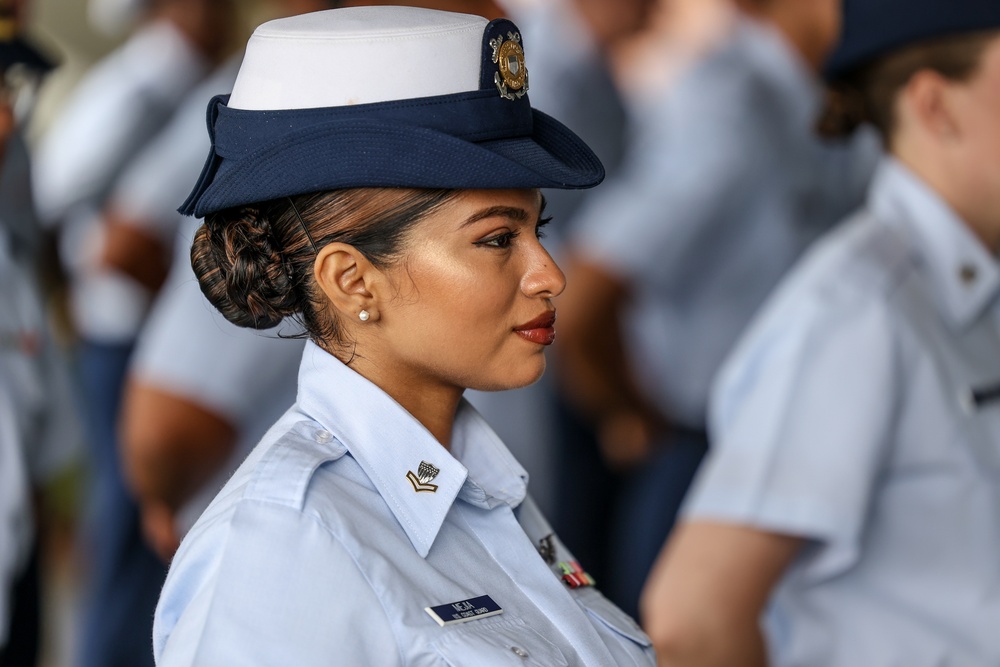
[870,157,1000,329]
[450,404,528,511]
[295,341,526,557]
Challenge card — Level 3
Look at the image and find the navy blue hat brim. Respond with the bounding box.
[181,91,604,218]
[0,36,56,72]
[825,0,1000,80]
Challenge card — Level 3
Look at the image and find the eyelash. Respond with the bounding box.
[476,217,553,249]
[477,231,520,249]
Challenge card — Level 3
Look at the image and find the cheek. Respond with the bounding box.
[987,98,1000,153]
[399,256,517,340]
[968,99,1000,166]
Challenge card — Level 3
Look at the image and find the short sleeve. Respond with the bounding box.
[685,285,899,580]
[154,501,399,666]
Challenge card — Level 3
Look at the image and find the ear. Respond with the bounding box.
[313,242,382,322]
[903,69,962,142]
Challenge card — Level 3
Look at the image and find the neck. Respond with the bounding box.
[895,140,1000,254]
[346,353,462,449]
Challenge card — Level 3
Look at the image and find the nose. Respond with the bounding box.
[521,243,566,298]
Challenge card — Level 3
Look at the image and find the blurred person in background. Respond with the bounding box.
[0,0,51,272]
[29,0,233,664]
[642,2,1000,665]
[114,0,346,563]
[556,0,880,619]
[0,199,71,667]
[110,57,301,562]
[612,0,736,110]
[0,2,81,665]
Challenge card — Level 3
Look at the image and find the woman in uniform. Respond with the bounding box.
[641,1,1000,665]
[152,6,656,666]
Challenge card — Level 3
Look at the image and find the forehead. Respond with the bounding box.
[449,189,543,221]
[455,188,542,207]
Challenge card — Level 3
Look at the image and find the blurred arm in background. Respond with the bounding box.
[640,524,801,667]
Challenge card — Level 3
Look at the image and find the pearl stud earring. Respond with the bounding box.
[359,310,370,322]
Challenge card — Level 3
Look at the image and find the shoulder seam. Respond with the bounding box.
[245,420,348,510]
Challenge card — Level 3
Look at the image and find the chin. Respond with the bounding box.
[469,357,547,392]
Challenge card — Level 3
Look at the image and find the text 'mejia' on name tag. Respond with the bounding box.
[424,595,503,627]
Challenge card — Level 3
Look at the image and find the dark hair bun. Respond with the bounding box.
[816,83,871,139]
[191,206,298,330]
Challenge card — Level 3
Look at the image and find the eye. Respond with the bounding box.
[536,215,553,240]
[476,230,520,249]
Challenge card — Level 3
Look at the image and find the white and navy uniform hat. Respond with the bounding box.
[180,6,605,218]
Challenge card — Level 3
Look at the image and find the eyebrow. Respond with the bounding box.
[462,205,532,227]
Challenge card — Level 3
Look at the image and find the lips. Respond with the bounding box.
[514,311,556,346]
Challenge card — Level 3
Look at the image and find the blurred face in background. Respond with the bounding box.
[797,0,842,68]
[744,0,842,71]
[156,0,236,62]
[7,0,26,28]
[571,0,657,50]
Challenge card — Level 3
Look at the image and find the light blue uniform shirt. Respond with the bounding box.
[571,14,879,427]
[687,158,1000,665]
[153,341,655,666]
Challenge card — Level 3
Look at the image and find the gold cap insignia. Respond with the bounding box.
[490,31,528,101]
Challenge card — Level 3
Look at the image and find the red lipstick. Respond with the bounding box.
[514,311,556,345]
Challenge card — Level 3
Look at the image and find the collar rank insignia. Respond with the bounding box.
[407,460,440,493]
[558,560,595,589]
[490,31,528,100]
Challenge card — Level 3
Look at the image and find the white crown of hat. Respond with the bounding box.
[229,7,490,112]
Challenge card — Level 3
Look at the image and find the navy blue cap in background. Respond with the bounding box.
[0,37,55,72]
[826,0,1000,80]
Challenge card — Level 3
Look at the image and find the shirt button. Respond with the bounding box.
[510,645,529,659]
[314,430,332,444]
